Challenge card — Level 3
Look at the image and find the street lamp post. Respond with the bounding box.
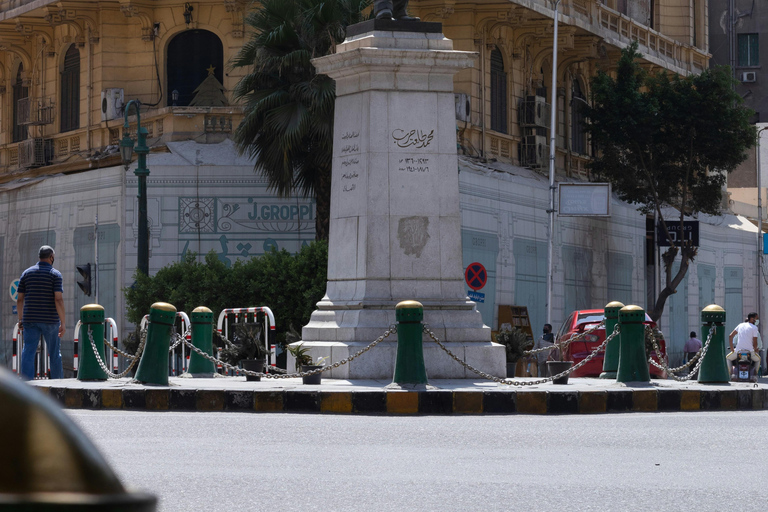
[758,127,767,330]
[546,0,562,326]
[120,100,150,276]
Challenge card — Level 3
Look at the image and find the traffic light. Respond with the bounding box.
[76,263,91,296]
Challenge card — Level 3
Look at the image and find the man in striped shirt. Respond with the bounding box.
[17,245,66,380]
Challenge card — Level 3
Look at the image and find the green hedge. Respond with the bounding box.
[124,241,328,345]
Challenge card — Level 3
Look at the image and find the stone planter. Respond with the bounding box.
[547,361,574,385]
[240,358,265,382]
[301,365,323,385]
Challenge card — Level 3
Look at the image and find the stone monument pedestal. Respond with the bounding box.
[297,20,505,379]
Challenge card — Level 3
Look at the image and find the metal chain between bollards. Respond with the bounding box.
[177,325,398,379]
[648,325,716,382]
[87,326,148,379]
[424,324,620,386]
[168,328,189,353]
[213,331,290,373]
[522,320,606,356]
[101,329,145,361]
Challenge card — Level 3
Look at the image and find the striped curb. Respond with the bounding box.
[39,386,768,415]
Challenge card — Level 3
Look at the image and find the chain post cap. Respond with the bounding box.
[396,300,423,323]
[192,306,212,313]
[701,304,726,324]
[150,302,177,313]
[80,304,104,312]
[604,301,625,319]
[618,304,645,323]
[191,306,214,324]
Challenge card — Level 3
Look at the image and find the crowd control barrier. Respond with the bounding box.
[217,307,276,368]
[12,323,50,379]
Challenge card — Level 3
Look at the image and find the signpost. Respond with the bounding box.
[9,279,19,302]
[465,262,487,303]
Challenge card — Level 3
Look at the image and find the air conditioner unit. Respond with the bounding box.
[520,96,550,128]
[741,71,757,83]
[18,138,53,168]
[454,93,471,122]
[101,88,124,121]
[521,134,548,168]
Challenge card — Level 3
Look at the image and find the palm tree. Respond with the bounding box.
[232,0,370,241]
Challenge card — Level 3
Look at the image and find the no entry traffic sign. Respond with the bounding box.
[465,262,487,291]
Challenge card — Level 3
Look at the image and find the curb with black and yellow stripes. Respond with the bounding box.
[36,386,768,414]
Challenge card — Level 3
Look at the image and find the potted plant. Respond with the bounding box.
[547,334,574,384]
[494,327,533,377]
[220,324,269,381]
[287,342,328,385]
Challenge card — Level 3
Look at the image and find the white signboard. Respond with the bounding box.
[558,183,611,217]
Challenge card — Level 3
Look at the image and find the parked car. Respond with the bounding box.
[555,309,667,378]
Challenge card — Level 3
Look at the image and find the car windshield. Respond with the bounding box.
[576,313,604,326]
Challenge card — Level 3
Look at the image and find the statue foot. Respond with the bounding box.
[376,9,394,20]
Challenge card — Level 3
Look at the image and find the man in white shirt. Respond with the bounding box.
[727,312,760,379]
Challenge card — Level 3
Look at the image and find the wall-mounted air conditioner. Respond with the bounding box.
[520,96,550,128]
[521,134,548,168]
[18,138,53,168]
[101,88,124,121]
[741,71,757,83]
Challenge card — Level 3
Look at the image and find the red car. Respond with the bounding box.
[555,309,667,378]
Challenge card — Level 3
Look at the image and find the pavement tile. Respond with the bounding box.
[170,389,196,410]
[196,390,225,411]
[351,392,385,413]
[578,391,606,413]
[516,392,547,414]
[418,391,453,414]
[123,389,146,409]
[254,391,284,412]
[632,390,657,412]
[657,389,680,411]
[762,388,768,408]
[719,390,738,410]
[606,390,632,412]
[548,392,578,414]
[753,389,764,410]
[225,390,254,411]
[64,389,83,408]
[101,389,123,409]
[680,390,700,410]
[737,389,753,410]
[453,392,483,414]
[386,392,419,414]
[320,392,353,413]
[145,389,170,410]
[285,391,320,412]
[482,391,515,413]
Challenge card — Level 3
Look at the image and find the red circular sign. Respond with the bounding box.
[465,262,487,291]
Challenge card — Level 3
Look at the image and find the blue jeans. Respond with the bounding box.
[21,322,63,380]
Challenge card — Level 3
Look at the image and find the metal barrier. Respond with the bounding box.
[216,307,276,368]
[12,323,50,379]
[141,311,191,375]
[106,317,119,373]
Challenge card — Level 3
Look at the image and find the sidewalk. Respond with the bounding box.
[27,375,768,414]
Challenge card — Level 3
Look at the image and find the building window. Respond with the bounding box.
[571,80,587,155]
[60,45,80,133]
[12,65,27,143]
[738,34,759,67]
[490,47,507,134]
[167,30,224,106]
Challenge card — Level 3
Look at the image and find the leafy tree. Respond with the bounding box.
[585,42,756,321]
[232,0,370,241]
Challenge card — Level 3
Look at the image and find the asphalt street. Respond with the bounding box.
[68,410,764,512]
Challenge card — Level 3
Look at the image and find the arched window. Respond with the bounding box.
[167,30,224,106]
[490,47,507,134]
[12,64,27,143]
[60,45,80,133]
[571,79,586,155]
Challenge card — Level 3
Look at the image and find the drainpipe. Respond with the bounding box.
[481,30,487,158]
[87,27,92,151]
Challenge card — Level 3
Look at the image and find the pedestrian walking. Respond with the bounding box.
[17,245,66,380]
[533,323,554,377]
[683,331,702,378]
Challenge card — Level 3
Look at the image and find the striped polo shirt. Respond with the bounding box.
[18,262,63,324]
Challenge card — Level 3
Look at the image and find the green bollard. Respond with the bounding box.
[616,305,651,383]
[77,304,108,381]
[599,301,625,379]
[134,302,177,386]
[187,306,216,377]
[697,304,729,383]
[391,300,429,386]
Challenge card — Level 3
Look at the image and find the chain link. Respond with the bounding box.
[424,324,620,386]
[102,331,144,361]
[522,320,606,356]
[178,325,398,379]
[648,324,716,382]
[87,327,147,379]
